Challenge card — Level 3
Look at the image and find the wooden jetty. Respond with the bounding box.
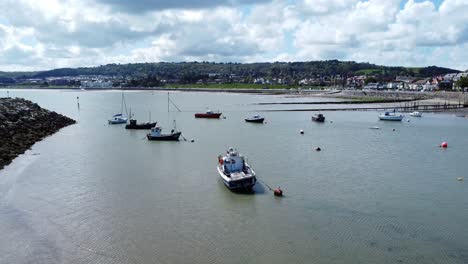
[263,102,467,112]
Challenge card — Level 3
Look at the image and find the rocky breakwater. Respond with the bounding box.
[0,97,76,170]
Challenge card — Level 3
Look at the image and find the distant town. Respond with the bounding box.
[1,61,467,91]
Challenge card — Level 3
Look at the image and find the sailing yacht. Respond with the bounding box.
[108,93,128,124]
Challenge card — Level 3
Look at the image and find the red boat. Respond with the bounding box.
[194,110,222,119]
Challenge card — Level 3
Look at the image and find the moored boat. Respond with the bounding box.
[409,111,422,117]
[245,115,265,123]
[195,110,222,118]
[125,119,157,129]
[379,112,404,121]
[312,113,325,122]
[108,114,127,124]
[217,147,256,190]
[108,93,128,124]
[147,121,181,141]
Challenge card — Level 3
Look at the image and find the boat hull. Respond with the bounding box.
[108,118,127,124]
[245,118,264,123]
[217,166,256,190]
[147,132,181,141]
[379,116,404,121]
[312,117,325,122]
[195,113,222,118]
[125,122,157,129]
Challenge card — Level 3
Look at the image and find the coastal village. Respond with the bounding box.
[3,70,468,91]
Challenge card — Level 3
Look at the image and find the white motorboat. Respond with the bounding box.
[409,111,423,117]
[217,147,256,190]
[379,111,404,121]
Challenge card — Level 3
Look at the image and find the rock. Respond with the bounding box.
[0,98,76,170]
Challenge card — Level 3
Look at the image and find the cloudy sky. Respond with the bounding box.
[0,0,467,71]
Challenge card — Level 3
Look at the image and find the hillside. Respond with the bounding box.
[1,61,460,81]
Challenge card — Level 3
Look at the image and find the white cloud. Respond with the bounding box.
[0,0,467,71]
[292,0,468,69]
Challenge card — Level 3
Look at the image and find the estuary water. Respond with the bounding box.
[1,89,467,264]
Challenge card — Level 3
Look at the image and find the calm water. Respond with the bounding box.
[1,89,468,264]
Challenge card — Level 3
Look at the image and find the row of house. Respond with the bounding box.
[361,72,468,91]
[8,70,467,90]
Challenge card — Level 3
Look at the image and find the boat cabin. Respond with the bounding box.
[221,148,245,175]
[150,126,162,136]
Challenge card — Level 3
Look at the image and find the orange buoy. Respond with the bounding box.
[273,187,283,196]
[440,142,448,148]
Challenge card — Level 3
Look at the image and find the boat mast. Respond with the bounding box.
[120,93,124,115]
[121,92,128,117]
[167,92,182,112]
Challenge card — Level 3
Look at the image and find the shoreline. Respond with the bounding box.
[0,98,76,170]
[2,87,466,114]
[2,86,467,98]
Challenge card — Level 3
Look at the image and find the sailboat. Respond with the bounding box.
[108,93,128,124]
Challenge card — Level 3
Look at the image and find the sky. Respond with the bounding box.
[0,0,467,71]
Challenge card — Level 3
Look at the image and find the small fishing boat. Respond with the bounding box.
[195,109,222,118]
[147,121,181,141]
[409,111,422,117]
[217,147,256,190]
[125,110,156,129]
[379,111,404,121]
[312,113,325,122]
[245,115,265,123]
[125,119,157,129]
[108,114,127,124]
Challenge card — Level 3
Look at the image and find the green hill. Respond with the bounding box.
[1,61,460,81]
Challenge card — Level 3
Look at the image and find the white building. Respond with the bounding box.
[80,80,113,89]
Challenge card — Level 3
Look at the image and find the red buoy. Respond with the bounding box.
[273,187,283,196]
[440,142,448,148]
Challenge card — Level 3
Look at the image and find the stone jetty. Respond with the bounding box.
[0,97,76,170]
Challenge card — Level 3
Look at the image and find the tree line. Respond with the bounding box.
[1,60,461,84]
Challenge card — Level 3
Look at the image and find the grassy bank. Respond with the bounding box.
[165,83,317,89]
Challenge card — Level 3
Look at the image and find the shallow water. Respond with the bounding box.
[1,89,468,264]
